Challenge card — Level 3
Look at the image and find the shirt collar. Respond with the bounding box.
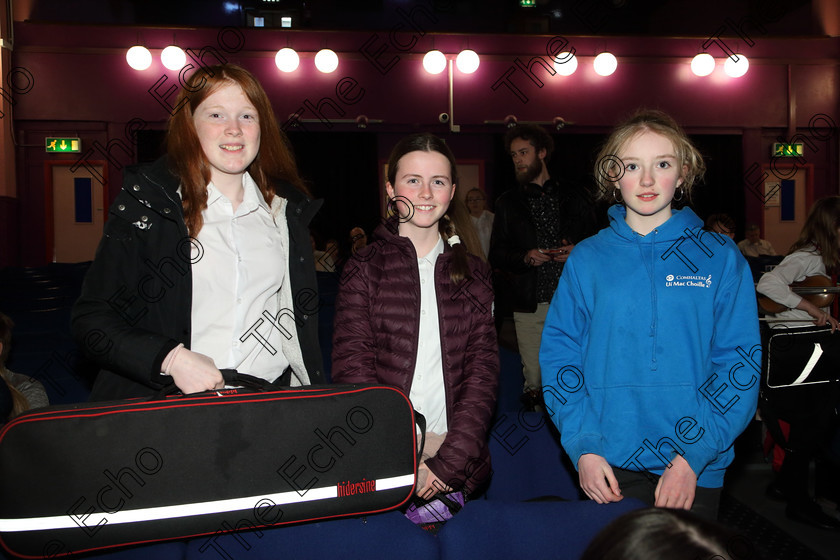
[418,235,445,264]
[205,172,270,214]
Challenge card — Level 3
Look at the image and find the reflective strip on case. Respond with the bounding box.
[0,474,414,532]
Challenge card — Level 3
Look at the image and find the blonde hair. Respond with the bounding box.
[594,109,706,207]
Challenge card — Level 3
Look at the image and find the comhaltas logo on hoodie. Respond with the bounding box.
[665,274,712,288]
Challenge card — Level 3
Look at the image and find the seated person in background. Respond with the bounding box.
[738,224,776,257]
[0,312,49,417]
[755,196,840,530]
[465,188,494,258]
[580,507,763,560]
[704,213,736,240]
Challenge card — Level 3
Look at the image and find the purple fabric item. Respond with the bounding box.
[405,492,465,525]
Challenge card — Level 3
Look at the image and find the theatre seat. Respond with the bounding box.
[484,411,580,501]
[182,511,439,560]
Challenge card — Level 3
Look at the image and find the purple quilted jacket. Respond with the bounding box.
[332,221,499,493]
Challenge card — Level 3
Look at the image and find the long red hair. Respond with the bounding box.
[167,64,308,236]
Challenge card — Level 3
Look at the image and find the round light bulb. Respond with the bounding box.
[553,52,578,76]
[161,46,186,71]
[593,52,617,76]
[423,50,447,75]
[724,54,749,78]
[314,49,339,73]
[275,48,300,72]
[455,50,480,74]
[126,46,152,71]
[690,53,715,77]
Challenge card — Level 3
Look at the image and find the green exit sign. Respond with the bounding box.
[45,137,81,153]
[772,143,804,158]
[520,0,536,6]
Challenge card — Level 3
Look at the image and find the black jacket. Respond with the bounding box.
[489,179,598,313]
[71,156,324,400]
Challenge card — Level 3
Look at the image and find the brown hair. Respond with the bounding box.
[594,109,705,207]
[581,508,760,560]
[386,133,484,284]
[789,196,840,270]
[167,64,308,237]
[504,123,554,160]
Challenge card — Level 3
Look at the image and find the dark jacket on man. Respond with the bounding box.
[489,179,598,313]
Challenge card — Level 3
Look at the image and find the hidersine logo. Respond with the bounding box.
[337,478,376,497]
[665,274,712,288]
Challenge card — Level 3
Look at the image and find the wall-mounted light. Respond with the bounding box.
[423,50,447,74]
[504,115,518,128]
[275,48,300,72]
[455,50,480,74]
[724,54,749,78]
[315,49,339,73]
[553,52,578,76]
[690,53,715,77]
[126,46,152,70]
[161,46,186,71]
[593,52,617,76]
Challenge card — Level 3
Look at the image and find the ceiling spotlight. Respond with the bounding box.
[553,52,578,76]
[690,53,715,77]
[126,46,152,71]
[724,54,749,78]
[593,52,617,76]
[161,46,186,71]
[504,114,518,128]
[275,48,300,72]
[315,49,339,73]
[423,50,447,74]
[456,50,480,73]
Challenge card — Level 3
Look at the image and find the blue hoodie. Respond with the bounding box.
[540,205,760,488]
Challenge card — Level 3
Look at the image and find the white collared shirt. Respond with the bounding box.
[190,172,291,381]
[409,236,448,434]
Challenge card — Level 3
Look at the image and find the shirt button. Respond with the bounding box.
[421,309,426,316]
[117,204,126,211]
[300,257,305,263]
[421,279,426,284]
[164,208,171,214]
[237,298,242,304]
[132,185,140,191]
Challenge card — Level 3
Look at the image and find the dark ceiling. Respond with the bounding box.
[23,0,823,38]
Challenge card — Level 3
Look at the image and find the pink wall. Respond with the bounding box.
[6,22,840,265]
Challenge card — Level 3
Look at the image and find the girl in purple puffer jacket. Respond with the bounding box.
[332,133,499,501]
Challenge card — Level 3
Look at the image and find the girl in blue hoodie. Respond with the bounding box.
[540,110,760,520]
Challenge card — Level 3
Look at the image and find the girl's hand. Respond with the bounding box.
[578,454,623,503]
[415,463,452,500]
[654,454,696,510]
[167,348,225,394]
[796,299,839,333]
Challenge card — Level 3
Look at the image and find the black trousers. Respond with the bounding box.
[612,467,722,521]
